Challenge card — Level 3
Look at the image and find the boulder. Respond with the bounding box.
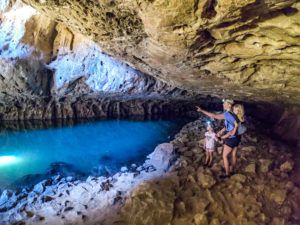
[144,143,174,172]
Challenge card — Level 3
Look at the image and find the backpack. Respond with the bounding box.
[229,112,247,135]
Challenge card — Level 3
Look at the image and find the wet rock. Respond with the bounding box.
[0,190,16,212]
[33,182,45,194]
[197,171,216,189]
[120,166,128,172]
[0,190,13,206]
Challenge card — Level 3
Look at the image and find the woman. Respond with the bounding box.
[196,99,239,178]
[231,104,245,174]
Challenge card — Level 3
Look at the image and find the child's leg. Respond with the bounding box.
[205,149,209,165]
[208,151,213,166]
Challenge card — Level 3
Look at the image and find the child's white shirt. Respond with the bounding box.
[205,131,216,149]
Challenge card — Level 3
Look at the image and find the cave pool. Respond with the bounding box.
[0,119,185,190]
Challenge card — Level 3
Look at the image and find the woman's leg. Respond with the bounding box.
[223,145,233,176]
[231,147,238,173]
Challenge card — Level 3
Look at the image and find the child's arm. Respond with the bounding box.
[214,134,219,141]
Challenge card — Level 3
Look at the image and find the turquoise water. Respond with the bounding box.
[0,120,183,189]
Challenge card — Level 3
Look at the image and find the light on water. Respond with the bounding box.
[0,156,18,166]
[0,119,184,189]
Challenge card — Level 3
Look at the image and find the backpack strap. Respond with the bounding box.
[228,111,240,123]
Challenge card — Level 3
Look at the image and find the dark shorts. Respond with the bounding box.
[224,137,240,148]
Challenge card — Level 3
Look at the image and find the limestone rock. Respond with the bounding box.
[269,189,287,205]
[230,174,247,184]
[19,0,300,104]
[259,159,273,173]
[197,171,216,189]
[280,160,294,173]
[194,213,208,225]
[244,163,256,174]
[145,143,174,172]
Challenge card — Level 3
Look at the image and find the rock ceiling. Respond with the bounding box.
[11,0,300,104]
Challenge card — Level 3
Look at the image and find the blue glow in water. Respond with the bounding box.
[0,120,183,189]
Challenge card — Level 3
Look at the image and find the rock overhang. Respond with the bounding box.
[16,0,300,104]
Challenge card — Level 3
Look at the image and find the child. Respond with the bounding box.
[203,123,218,167]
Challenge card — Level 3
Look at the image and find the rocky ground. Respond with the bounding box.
[0,117,299,225]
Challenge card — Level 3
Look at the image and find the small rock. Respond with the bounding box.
[33,182,45,194]
[120,166,128,172]
[217,147,223,155]
[210,218,221,225]
[271,217,285,225]
[25,211,34,218]
[259,159,273,173]
[197,171,216,189]
[86,176,97,182]
[174,200,186,217]
[41,195,54,203]
[66,176,74,182]
[241,146,256,153]
[64,206,74,212]
[244,163,256,174]
[270,189,287,205]
[187,175,196,184]
[280,160,294,173]
[230,174,247,183]
[194,213,208,225]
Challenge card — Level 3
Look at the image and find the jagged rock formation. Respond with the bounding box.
[14,0,300,104]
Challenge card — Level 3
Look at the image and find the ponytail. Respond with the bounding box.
[233,104,245,122]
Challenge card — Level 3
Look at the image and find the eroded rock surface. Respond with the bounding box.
[17,0,300,103]
[0,2,194,103]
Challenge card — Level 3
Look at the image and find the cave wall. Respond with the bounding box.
[0,2,187,102]
[17,0,300,104]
